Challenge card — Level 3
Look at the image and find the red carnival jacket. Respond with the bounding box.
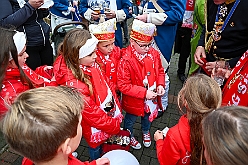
[22,154,97,165]
[53,55,121,148]
[222,51,248,106]
[0,65,55,115]
[156,115,191,165]
[96,46,121,91]
[117,46,165,116]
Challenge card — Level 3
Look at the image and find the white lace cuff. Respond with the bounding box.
[116,9,126,22]
[147,13,167,25]
[84,8,93,21]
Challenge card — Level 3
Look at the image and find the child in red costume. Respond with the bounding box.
[0,28,55,115]
[53,28,122,160]
[117,19,165,150]
[1,86,110,165]
[154,74,222,165]
[89,18,121,92]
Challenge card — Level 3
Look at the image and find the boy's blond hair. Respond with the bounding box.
[1,86,83,163]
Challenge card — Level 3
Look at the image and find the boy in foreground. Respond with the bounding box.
[1,86,109,165]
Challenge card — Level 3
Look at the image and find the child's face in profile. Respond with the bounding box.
[18,46,28,67]
[9,46,29,68]
[97,39,115,55]
[131,39,152,55]
[79,49,97,66]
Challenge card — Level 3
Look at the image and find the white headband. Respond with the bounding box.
[79,34,99,59]
[13,31,26,55]
[9,31,26,61]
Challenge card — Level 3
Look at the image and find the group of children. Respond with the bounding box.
[0,18,165,164]
[1,17,248,165]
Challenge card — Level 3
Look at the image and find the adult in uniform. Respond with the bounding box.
[194,0,248,72]
[135,0,186,114]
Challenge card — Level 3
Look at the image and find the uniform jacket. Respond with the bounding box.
[50,0,74,19]
[156,115,191,165]
[22,154,97,165]
[78,0,131,48]
[96,46,121,91]
[198,0,248,68]
[53,55,121,148]
[0,65,55,114]
[117,45,165,116]
[143,0,186,63]
[0,0,50,47]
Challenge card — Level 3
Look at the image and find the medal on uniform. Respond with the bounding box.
[213,20,223,41]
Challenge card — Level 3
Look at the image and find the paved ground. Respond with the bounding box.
[0,53,185,165]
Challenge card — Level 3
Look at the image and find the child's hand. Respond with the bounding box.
[156,85,165,96]
[146,90,157,100]
[96,157,110,165]
[154,130,163,141]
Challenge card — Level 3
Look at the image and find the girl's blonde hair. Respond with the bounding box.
[61,28,93,94]
[1,86,83,163]
[202,106,248,165]
[178,74,222,165]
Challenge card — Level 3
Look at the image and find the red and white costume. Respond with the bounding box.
[117,45,165,121]
[0,64,55,114]
[90,19,122,91]
[156,115,191,165]
[222,51,248,106]
[95,46,121,91]
[53,55,122,148]
[22,154,97,165]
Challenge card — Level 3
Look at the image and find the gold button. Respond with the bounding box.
[214,46,217,49]
[230,22,234,27]
[213,54,217,57]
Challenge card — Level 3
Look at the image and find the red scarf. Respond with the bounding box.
[181,0,195,29]
[81,63,123,143]
[95,49,117,87]
[222,51,248,106]
[131,46,158,122]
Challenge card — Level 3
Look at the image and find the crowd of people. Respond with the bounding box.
[0,0,248,164]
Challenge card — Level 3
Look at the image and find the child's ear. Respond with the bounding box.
[59,138,72,155]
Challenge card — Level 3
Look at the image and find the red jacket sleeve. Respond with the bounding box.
[153,49,165,87]
[156,130,181,165]
[82,96,121,135]
[117,58,147,99]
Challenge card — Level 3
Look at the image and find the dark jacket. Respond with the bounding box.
[198,0,248,68]
[0,0,50,46]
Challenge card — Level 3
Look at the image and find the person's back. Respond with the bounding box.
[154,74,222,165]
[1,86,110,165]
[203,106,248,165]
